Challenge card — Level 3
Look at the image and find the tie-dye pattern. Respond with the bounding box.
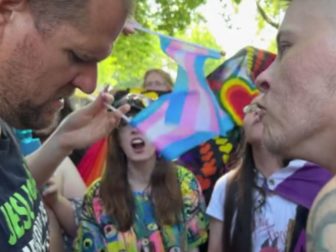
[74,166,208,251]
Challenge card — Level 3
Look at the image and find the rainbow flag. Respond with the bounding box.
[76,46,275,188]
[131,34,234,160]
[77,138,108,186]
[208,46,275,126]
[178,47,275,202]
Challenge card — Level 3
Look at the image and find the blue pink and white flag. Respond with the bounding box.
[131,34,234,160]
[178,47,275,202]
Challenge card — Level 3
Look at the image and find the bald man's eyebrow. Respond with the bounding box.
[76,47,112,63]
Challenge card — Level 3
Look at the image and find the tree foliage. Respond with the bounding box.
[98,0,224,89]
[98,0,286,89]
[226,0,288,29]
[134,0,207,35]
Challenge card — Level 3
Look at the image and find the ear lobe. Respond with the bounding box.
[0,0,27,22]
[0,0,28,40]
[0,0,27,12]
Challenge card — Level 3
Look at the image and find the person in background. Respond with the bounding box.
[0,0,132,250]
[207,99,331,252]
[43,175,80,252]
[141,68,219,252]
[143,68,174,92]
[74,92,208,252]
[74,68,175,185]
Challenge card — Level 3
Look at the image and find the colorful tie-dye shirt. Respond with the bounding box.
[74,166,208,251]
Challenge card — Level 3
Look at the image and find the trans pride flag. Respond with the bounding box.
[131,34,234,160]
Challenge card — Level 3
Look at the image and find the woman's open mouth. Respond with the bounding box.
[131,138,145,150]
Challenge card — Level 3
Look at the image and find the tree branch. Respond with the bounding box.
[256,1,279,29]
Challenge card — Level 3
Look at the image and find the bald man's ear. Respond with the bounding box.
[0,0,27,40]
[0,0,27,24]
[0,0,27,10]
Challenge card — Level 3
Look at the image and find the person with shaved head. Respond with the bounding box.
[256,0,336,250]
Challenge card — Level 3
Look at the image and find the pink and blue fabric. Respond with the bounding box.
[131,34,234,160]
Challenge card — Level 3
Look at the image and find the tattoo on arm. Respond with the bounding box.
[307,189,336,252]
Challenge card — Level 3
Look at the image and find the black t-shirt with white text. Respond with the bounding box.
[0,121,49,251]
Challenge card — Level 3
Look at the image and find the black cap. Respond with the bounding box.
[113,90,152,118]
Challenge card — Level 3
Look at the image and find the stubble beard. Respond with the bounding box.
[263,124,288,156]
[0,34,60,130]
[0,83,61,130]
[18,101,61,130]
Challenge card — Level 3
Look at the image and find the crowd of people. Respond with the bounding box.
[1,0,336,251]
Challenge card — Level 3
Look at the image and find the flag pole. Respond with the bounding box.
[132,22,225,57]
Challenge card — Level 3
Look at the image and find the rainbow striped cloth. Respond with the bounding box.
[130,34,233,160]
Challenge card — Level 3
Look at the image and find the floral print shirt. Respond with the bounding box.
[74,166,208,251]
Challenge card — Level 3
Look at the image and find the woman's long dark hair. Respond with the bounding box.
[223,130,266,252]
[99,129,183,232]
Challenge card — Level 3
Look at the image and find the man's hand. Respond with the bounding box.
[26,92,129,187]
[52,91,129,154]
[122,19,140,35]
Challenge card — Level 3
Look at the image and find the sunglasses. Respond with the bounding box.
[114,93,154,127]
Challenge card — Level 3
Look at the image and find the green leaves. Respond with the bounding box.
[98,0,285,90]
[152,0,206,34]
[98,0,222,89]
